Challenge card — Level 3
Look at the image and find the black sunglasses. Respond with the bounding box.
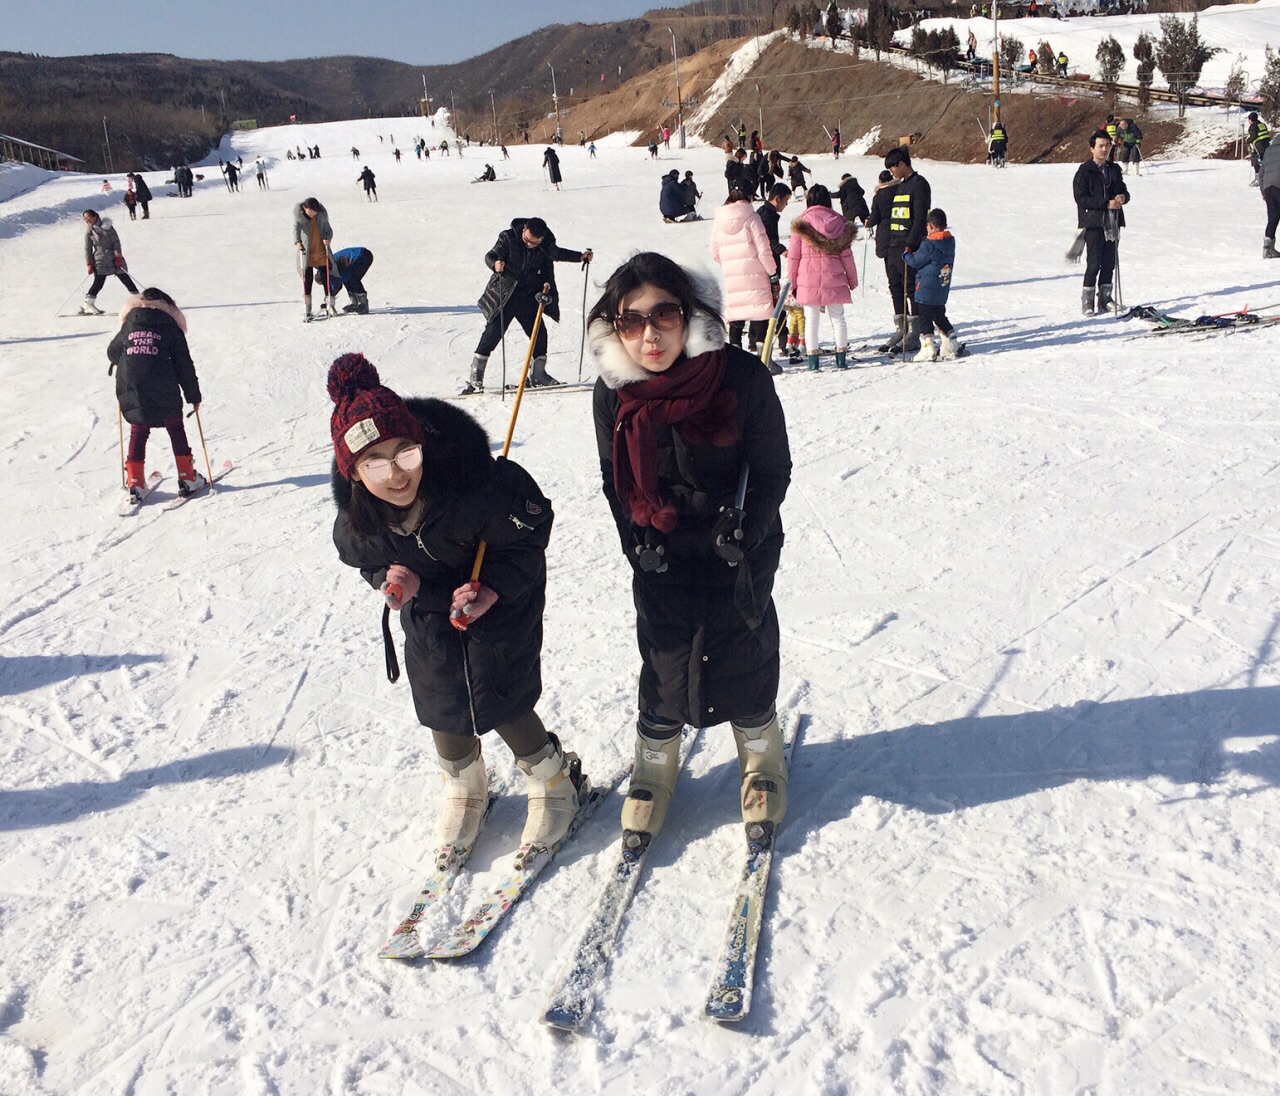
[614,302,685,338]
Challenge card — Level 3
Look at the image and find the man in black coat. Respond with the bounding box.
[883,147,932,352]
[755,182,792,371]
[1072,130,1130,314]
[724,149,753,197]
[834,173,870,224]
[464,217,593,393]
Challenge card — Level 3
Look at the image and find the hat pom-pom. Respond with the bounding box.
[327,353,381,403]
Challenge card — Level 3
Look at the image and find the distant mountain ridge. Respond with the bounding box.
[0,2,767,171]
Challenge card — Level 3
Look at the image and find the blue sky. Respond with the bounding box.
[3,0,666,65]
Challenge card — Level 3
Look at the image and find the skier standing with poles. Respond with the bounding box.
[1072,130,1130,315]
[293,197,336,321]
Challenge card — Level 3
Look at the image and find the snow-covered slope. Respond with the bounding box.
[2,97,1280,1094]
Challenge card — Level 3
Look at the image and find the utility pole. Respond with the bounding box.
[991,1,1002,126]
[548,63,562,143]
[450,91,457,138]
[102,116,114,173]
[667,27,686,149]
[490,91,499,144]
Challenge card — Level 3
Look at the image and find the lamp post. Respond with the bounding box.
[490,91,499,145]
[667,27,686,149]
[991,1,1002,127]
[548,63,562,143]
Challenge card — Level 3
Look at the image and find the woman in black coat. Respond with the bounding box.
[107,287,206,500]
[543,147,563,189]
[328,353,586,855]
[588,252,792,842]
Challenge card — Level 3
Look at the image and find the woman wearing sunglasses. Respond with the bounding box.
[587,252,792,845]
[329,353,589,858]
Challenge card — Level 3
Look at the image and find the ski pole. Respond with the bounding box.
[499,297,507,397]
[117,404,126,489]
[760,280,791,363]
[901,259,910,360]
[452,284,549,625]
[193,405,214,488]
[861,235,869,297]
[56,274,93,318]
[578,257,590,382]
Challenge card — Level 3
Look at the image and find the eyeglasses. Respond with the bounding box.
[614,302,685,339]
[359,445,423,482]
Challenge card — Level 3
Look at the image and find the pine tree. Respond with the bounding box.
[865,0,894,60]
[1096,35,1126,109]
[1155,14,1222,119]
[1036,41,1055,76]
[999,35,1024,77]
[1257,46,1280,119]
[1133,32,1156,111]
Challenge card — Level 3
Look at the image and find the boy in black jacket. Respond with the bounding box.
[1072,130,1130,314]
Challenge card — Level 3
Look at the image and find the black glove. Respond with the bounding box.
[631,528,668,573]
[712,505,746,565]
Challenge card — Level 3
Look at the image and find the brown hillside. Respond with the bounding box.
[559,34,1184,165]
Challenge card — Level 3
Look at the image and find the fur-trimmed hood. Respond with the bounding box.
[118,295,188,333]
[790,207,856,254]
[588,264,727,389]
[330,396,493,511]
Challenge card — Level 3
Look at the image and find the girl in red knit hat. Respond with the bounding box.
[328,352,588,859]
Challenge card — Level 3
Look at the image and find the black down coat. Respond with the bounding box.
[107,298,201,426]
[591,309,791,728]
[1073,157,1130,230]
[476,218,585,324]
[332,398,554,737]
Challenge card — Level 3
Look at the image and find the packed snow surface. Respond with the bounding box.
[2,98,1280,1095]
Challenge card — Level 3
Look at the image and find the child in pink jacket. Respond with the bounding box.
[786,184,858,371]
[708,191,777,353]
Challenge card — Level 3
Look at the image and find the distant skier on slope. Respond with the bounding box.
[543,146,563,189]
[79,209,138,314]
[293,197,335,320]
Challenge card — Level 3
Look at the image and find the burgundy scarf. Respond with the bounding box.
[612,348,739,532]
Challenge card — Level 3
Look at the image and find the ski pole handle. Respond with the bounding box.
[385,582,403,606]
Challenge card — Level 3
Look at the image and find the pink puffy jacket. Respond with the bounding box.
[787,205,858,306]
[708,200,776,321]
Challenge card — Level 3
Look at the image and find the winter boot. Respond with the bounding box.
[355,292,370,314]
[515,733,586,848]
[459,353,488,395]
[902,315,922,354]
[733,712,788,828]
[433,740,489,860]
[1265,238,1279,260]
[1081,287,1096,316]
[80,296,105,315]
[834,349,848,370]
[914,334,938,362]
[304,295,313,321]
[767,358,785,376]
[1097,284,1115,313]
[806,353,821,372]
[787,341,803,363]
[176,454,208,497]
[939,332,962,359]
[342,295,359,313]
[529,355,561,387]
[878,315,906,353]
[620,724,683,839]
[324,294,338,317]
[125,459,146,502]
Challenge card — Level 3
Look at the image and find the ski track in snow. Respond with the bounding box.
[3,10,1280,1088]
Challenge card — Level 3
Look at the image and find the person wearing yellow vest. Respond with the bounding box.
[1248,112,1272,187]
[1104,115,1120,162]
[988,122,1009,167]
[881,147,932,353]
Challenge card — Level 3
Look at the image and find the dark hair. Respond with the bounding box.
[524,216,549,238]
[840,173,852,181]
[884,147,911,169]
[805,184,832,209]
[767,182,792,201]
[586,251,724,336]
[141,287,176,306]
[734,148,746,159]
[302,197,324,213]
[83,209,100,220]
[927,207,947,229]
[878,169,893,184]
[1089,130,1111,146]
[725,188,749,204]
[1106,114,1114,122]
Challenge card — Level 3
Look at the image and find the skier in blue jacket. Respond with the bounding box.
[904,209,961,361]
[326,247,374,313]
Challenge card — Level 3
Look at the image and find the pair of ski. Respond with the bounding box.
[378,762,631,961]
[542,716,800,1030]
[117,459,232,517]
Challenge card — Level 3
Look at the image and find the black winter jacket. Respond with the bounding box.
[835,177,870,222]
[107,300,201,426]
[591,313,791,727]
[756,201,787,267]
[133,175,152,203]
[866,183,897,259]
[476,219,584,324]
[1073,158,1130,230]
[332,398,553,736]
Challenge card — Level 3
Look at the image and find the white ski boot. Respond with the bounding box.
[80,296,105,315]
[516,734,585,848]
[733,712,788,829]
[620,724,683,839]
[434,740,489,862]
[939,332,963,359]
[914,334,938,362]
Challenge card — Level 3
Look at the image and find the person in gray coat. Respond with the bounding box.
[80,210,138,314]
[1261,140,1280,259]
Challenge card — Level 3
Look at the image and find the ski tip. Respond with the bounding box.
[542,1010,586,1033]
[378,933,427,961]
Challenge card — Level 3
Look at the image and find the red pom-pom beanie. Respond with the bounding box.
[328,353,424,478]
